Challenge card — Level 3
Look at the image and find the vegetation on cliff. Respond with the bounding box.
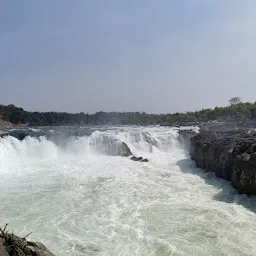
[1,99,256,126]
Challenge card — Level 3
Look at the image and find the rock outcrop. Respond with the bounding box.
[130,156,149,162]
[0,225,55,256]
[120,142,133,157]
[189,131,256,194]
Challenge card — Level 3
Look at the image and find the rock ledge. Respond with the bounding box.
[189,131,256,194]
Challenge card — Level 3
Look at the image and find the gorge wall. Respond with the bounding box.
[189,131,256,195]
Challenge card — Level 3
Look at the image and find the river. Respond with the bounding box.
[0,126,256,255]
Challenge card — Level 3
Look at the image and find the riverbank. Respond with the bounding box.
[0,118,28,129]
[188,130,256,194]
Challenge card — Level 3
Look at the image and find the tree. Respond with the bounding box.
[229,97,242,105]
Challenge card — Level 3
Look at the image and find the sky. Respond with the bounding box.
[0,0,256,114]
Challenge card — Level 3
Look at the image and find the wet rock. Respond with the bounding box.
[120,142,132,157]
[130,156,149,162]
[190,131,256,194]
[130,156,137,161]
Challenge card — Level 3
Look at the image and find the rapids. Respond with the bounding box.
[0,126,256,256]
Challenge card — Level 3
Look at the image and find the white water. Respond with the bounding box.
[0,126,256,256]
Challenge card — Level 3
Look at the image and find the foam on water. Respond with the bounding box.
[0,126,256,256]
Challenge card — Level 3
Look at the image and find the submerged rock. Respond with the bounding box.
[189,131,256,194]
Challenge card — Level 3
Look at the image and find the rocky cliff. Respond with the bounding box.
[189,131,256,194]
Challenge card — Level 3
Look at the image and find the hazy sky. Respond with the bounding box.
[1,1,256,113]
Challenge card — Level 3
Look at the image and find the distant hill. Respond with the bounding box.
[0,102,256,127]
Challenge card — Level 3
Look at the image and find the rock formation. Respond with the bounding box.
[130,156,149,162]
[0,225,55,256]
[120,142,133,157]
[189,131,256,194]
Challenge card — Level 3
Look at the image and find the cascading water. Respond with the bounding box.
[0,126,256,256]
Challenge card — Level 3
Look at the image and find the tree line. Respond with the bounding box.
[1,98,256,126]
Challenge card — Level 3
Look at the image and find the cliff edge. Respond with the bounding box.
[189,131,256,194]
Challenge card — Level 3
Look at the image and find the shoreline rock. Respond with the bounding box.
[0,225,55,256]
[189,131,256,194]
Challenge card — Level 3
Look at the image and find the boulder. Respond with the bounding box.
[130,156,149,162]
[130,156,138,161]
[120,142,132,157]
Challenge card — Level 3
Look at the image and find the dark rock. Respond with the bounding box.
[130,156,149,162]
[120,142,132,157]
[0,232,55,256]
[232,153,256,194]
[189,131,256,194]
[1,129,46,140]
[130,156,138,161]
